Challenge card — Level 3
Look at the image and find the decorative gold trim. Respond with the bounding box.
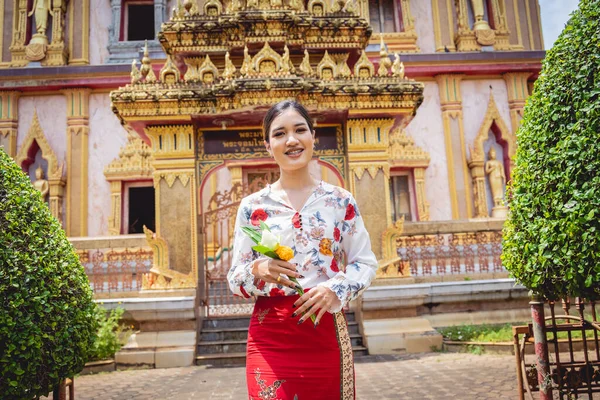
[317,50,337,79]
[524,0,535,50]
[333,312,354,400]
[512,0,523,49]
[389,127,430,168]
[145,125,195,158]
[502,72,531,133]
[353,50,374,79]
[347,118,394,154]
[160,55,181,83]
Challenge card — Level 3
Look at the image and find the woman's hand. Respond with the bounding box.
[252,258,302,290]
[292,286,341,326]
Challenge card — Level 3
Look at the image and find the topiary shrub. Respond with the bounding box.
[0,148,98,398]
[502,0,600,301]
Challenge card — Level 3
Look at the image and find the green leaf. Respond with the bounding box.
[251,245,279,259]
[259,221,271,232]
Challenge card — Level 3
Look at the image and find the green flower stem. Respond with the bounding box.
[289,276,317,324]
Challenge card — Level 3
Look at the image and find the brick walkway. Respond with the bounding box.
[45,352,528,399]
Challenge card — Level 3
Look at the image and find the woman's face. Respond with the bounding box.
[265,108,315,172]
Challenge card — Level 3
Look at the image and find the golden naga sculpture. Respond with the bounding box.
[354,50,374,79]
[223,52,237,80]
[378,37,392,77]
[299,50,314,77]
[240,45,254,76]
[131,60,142,85]
[334,53,351,78]
[391,53,405,79]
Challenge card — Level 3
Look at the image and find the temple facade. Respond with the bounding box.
[0,0,544,320]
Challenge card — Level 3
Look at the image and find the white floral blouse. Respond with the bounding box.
[227,181,378,313]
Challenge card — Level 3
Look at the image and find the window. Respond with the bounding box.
[389,174,415,222]
[369,0,402,33]
[123,2,155,41]
[124,182,155,234]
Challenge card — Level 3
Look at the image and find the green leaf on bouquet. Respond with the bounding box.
[259,221,271,232]
[241,226,261,244]
[251,245,280,259]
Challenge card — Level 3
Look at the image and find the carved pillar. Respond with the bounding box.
[503,72,531,133]
[63,88,91,236]
[10,0,29,66]
[108,181,122,235]
[145,125,197,277]
[229,165,243,186]
[109,0,122,45]
[0,91,20,157]
[69,0,91,65]
[435,74,472,219]
[469,161,489,218]
[413,167,429,221]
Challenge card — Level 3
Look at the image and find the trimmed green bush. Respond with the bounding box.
[502,0,600,300]
[0,148,98,398]
[88,306,128,362]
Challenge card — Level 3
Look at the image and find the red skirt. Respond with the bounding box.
[246,295,355,400]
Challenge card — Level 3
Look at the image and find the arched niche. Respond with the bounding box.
[15,111,65,224]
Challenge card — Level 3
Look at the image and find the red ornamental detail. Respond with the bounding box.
[292,212,301,229]
[269,287,286,297]
[333,227,341,242]
[251,209,268,226]
[344,204,356,220]
[330,258,339,272]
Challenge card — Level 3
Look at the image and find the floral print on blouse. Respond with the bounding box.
[227,181,378,313]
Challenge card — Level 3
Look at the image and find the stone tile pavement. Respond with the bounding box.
[43,352,532,399]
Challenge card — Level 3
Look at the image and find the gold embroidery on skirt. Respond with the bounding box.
[334,312,355,399]
[254,368,285,400]
[256,308,270,325]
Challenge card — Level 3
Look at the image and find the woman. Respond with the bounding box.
[228,100,378,400]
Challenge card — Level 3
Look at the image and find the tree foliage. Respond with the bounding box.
[502,0,600,300]
[0,148,98,398]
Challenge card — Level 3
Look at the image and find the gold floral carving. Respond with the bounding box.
[251,42,283,77]
[332,53,351,78]
[154,170,194,189]
[15,110,65,223]
[105,132,154,181]
[454,0,511,51]
[389,128,430,167]
[142,226,196,289]
[379,216,405,265]
[184,57,201,83]
[351,163,388,181]
[347,118,394,154]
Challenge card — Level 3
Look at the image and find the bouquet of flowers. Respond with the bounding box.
[242,221,316,323]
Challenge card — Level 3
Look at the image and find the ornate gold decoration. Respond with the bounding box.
[15,110,65,223]
[413,168,429,221]
[281,45,295,75]
[307,0,328,15]
[317,50,337,80]
[330,0,346,13]
[333,53,351,78]
[223,52,237,80]
[454,0,511,51]
[298,50,313,77]
[347,118,394,154]
[343,0,357,14]
[140,40,157,83]
[0,91,20,157]
[391,53,404,79]
[290,0,304,12]
[389,128,430,167]
[204,0,223,16]
[251,42,283,77]
[145,125,195,158]
[142,226,196,289]
[104,131,155,234]
[354,50,374,79]
[377,37,391,77]
[131,60,141,84]
[198,55,219,84]
[468,92,514,219]
[154,170,193,189]
[184,57,201,83]
[160,55,181,84]
[240,45,254,77]
[380,216,405,263]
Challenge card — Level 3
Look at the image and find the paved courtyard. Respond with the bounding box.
[56,352,526,399]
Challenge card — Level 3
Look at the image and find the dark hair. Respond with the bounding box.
[262,100,314,142]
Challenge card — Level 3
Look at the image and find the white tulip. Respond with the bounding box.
[259,230,280,251]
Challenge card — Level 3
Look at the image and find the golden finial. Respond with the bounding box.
[141,41,157,83]
[378,37,392,77]
[130,59,141,84]
[391,52,405,79]
[240,45,253,77]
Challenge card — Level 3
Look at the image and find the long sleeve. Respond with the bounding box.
[318,196,378,313]
[227,200,268,298]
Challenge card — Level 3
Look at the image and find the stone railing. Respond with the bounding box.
[377,219,506,279]
[70,235,153,297]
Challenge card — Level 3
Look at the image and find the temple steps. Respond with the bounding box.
[195,311,369,366]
